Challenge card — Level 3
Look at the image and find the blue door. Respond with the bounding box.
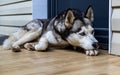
[48,0,109,50]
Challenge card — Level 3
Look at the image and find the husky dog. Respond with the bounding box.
[3,6,99,56]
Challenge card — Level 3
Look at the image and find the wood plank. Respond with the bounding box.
[112,0,120,7]
[111,32,120,55]
[0,1,32,15]
[0,15,32,26]
[112,8,120,31]
[0,47,120,75]
[0,26,19,35]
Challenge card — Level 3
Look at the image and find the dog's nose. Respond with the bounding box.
[92,42,99,49]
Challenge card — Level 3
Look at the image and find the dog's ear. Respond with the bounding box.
[65,9,75,28]
[85,5,94,22]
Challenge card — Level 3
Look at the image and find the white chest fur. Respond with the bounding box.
[45,31,69,47]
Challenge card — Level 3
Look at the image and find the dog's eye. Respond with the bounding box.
[91,31,94,34]
[79,32,86,36]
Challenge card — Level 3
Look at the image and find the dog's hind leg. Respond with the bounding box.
[34,37,48,51]
[3,29,27,50]
[12,28,42,50]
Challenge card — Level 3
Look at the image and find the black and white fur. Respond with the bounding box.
[3,6,99,56]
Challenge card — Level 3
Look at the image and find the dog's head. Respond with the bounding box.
[53,6,99,50]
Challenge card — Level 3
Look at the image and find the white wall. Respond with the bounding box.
[0,0,48,35]
[0,0,32,35]
[32,0,48,19]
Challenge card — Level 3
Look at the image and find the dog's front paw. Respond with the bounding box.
[12,44,21,52]
[24,43,35,51]
[35,44,47,51]
[12,43,20,49]
[86,50,99,56]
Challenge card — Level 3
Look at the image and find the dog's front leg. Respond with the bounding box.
[35,37,48,51]
[85,50,99,56]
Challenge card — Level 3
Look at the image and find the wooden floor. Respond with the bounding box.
[0,46,120,75]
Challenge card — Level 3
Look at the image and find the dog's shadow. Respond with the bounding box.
[39,46,86,54]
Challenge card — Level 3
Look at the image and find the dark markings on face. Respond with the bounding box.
[78,25,94,37]
[53,8,94,40]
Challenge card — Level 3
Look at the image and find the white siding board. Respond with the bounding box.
[0,7,31,15]
[112,0,120,7]
[0,26,19,35]
[0,15,32,26]
[112,8,120,31]
[0,1,32,15]
[0,0,32,35]
[111,33,120,55]
[0,0,25,5]
[111,0,120,55]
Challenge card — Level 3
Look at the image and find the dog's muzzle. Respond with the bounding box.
[92,42,99,49]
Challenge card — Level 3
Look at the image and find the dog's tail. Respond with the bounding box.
[2,28,27,50]
[3,36,16,50]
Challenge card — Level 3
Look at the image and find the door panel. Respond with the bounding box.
[48,0,109,50]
